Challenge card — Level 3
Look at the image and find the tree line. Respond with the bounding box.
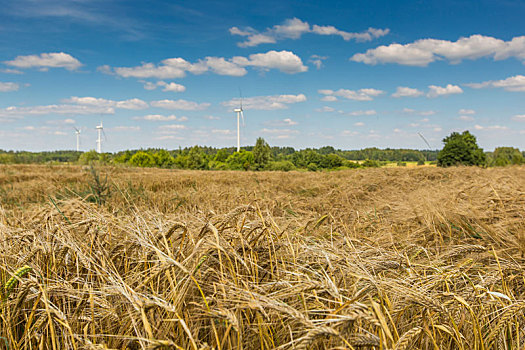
[0,133,522,170]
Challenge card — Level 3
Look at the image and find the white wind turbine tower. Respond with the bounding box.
[74,127,81,152]
[233,94,245,152]
[95,121,106,153]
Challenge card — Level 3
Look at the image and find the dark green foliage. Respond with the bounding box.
[437,131,486,167]
[1,134,520,171]
[362,159,381,168]
[129,151,156,167]
[492,147,523,166]
[226,150,254,170]
[252,137,272,170]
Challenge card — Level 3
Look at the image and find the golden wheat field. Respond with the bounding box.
[0,164,524,350]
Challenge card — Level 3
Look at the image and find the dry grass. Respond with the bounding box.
[0,164,524,349]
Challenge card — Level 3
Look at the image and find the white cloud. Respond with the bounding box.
[231,18,389,47]
[0,68,23,74]
[459,109,475,114]
[211,129,233,135]
[5,52,82,70]
[392,86,423,98]
[161,82,186,92]
[46,118,76,125]
[354,122,365,126]
[308,55,327,69]
[512,114,525,121]
[401,108,436,116]
[466,75,525,92]
[204,115,220,120]
[282,118,298,125]
[459,115,475,121]
[232,50,307,74]
[474,124,509,130]
[63,96,148,110]
[53,131,67,136]
[103,50,307,79]
[316,106,336,112]
[0,82,19,92]
[202,57,247,76]
[222,94,306,110]
[143,81,186,92]
[261,128,299,135]
[133,114,188,121]
[321,95,338,102]
[319,88,384,101]
[350,34,525,66]
[112,126,140,131]
[0,104,114,118]
[151,99,210,110]
[427,84,463,98]
[164,124,187,130]
[346,110,377,116]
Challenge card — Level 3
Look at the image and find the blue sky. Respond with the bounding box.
[0,0,524,152]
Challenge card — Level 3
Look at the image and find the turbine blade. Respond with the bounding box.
[241,110,245,126]
[102,129,107,141]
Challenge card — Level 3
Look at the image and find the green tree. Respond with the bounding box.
[186,146,208,170]
[252,137,272,170]
[213,149,230,162]
[493,147,523,166]
[129,151,156,167]
[154,149,175,168]
[78,150,101,165]
[437,131,486,167]
[226,150,254,170]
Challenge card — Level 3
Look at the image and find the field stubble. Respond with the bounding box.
[0,164,524,349]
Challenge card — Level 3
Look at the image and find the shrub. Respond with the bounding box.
[266,161,296,172]
[129,151,156,167]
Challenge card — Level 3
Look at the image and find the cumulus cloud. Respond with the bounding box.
[316,106,336,112]
[103,50,307,79]
[231,50,307,74]
[459,115,475,121]
[354,122,365,126]
[319,88,384,101]
[112,126,141,132]
[63,96,148,109]
[459,109,475,114]
[401,108,436,116]
[0,104,114,118]
[0,82,19,92]
[512,114,525,121]
[222,94,306,110]
[133,114,188,121]
[143,81,186,92]
[308,55,327,69]
[231,18,389,47]
[164,124,187,130]
[474,124,509,130]
[350,34,525,66]
[392,86,424,98]
[5,52,82,70]
[346,110,377,116]
[465,75,525,92]
[427,84,463,98]
[151,99,210,110]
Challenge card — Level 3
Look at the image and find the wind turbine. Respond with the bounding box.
[233,93,245,152]
[74,127,81,152]
[96,122,106,153]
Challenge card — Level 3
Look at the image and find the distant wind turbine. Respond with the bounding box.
[233,92,245,152]
[74,127,81,152]
[96,122,106,153]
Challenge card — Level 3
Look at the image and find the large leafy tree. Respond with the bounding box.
[252,137,272,170]
[437,131,486,167]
